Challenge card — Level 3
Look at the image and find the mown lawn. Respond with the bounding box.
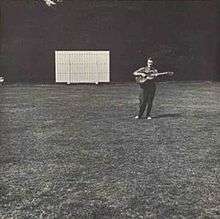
[0,82,219,218]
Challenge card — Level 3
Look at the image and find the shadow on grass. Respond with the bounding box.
[152,113,181,119]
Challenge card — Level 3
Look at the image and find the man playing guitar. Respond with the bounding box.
[133,57,173,119]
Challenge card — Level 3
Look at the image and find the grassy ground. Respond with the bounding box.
[0,82,219,218]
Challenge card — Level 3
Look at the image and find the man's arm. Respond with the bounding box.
[133,67,146,77]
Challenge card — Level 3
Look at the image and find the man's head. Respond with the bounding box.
[147,57,154,68]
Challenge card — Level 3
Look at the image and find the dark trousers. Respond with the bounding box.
[138,83,156,117]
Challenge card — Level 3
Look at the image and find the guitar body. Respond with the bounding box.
[135,75,153,84]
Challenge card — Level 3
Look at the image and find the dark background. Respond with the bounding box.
[1,0,219,82]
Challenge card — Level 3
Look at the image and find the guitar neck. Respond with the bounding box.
[151,72,170,76]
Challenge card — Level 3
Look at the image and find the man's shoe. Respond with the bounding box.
[146,116,152,120]
[135,115,141,119]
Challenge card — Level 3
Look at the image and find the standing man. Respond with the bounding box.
[133,57,157,120]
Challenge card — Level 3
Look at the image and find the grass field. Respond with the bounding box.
[0,82,219,218]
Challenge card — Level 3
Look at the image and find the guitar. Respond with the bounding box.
[135,71,174,84]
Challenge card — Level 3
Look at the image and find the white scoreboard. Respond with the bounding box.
[55,51,110,84]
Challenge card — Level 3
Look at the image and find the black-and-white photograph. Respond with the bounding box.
[0,0,219,218]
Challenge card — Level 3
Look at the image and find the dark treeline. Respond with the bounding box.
[1,0,219,82]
